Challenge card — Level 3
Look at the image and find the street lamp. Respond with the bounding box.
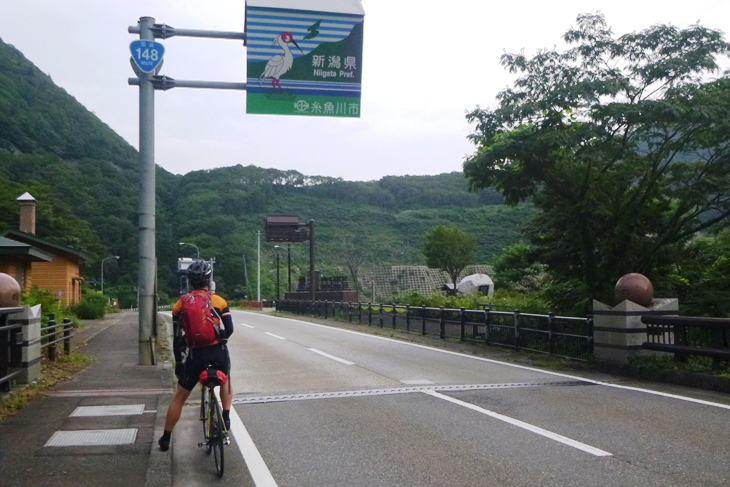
[274,245,281,301]
[179,241,200,259]
[101,255,120,295]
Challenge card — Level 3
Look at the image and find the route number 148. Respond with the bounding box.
[135,47,160,61]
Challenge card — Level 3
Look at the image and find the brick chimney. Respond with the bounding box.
[17,192,36,235]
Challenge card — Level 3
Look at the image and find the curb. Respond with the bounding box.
[145,313,176,487]
[145,393,173,487]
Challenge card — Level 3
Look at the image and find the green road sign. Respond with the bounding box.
[245,0,364,117]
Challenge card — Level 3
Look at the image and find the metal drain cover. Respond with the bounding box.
[71,405,145,417]
[233,380,590,405]
[45,429,138,447]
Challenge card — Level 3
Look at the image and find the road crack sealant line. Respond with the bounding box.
[236,310,730,411]
[232,379,591,405]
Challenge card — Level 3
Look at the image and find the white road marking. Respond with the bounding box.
[423,390,612,457]
[241,323,255,329]
[216,389,278,486]
[265,332,286,340]
[233,311,730,411]
[308,348,355,365]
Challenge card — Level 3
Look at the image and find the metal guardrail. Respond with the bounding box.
[0,307,25,392]
[641,315,730,367]
[277,300,594,361]
[41,316,74,361]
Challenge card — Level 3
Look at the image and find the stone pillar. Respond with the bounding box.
[593,298,678,364]
[7,305,42,384]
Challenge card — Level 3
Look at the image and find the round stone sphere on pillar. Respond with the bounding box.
[614,273,654,307]
[0,273,21,307]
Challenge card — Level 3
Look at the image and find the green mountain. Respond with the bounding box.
[0,38,531,307]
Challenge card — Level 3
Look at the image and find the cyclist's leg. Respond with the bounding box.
[164,385,193,431]
[217,345,232,430]
[159,350,201,450]
[220,378,232,410]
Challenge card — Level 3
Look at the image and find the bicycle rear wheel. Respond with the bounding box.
[211,397,224,477]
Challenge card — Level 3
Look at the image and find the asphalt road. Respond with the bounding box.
[172,310,730,487]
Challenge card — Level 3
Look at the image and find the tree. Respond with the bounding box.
[337,234,367,300]
[423,225,477,293]
[463,13,730,311]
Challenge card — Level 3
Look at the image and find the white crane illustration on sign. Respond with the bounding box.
[259,32,303,89]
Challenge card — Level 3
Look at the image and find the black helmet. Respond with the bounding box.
[187,260,212,289]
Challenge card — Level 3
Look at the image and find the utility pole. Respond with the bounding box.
[242,254,249,298]
[287,243,291,293]
[274,245,281,301]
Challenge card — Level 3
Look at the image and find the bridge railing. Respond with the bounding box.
[0,307,25,392]
[641,315,730,368]
[276,300,593,361]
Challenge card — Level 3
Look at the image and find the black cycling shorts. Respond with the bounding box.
[179,343,231,391]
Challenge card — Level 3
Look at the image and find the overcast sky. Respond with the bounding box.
[1,1,729,181]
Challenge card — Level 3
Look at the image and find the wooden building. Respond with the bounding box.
[0,193,87,305]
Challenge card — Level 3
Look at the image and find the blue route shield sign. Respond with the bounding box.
[130,40,165,73]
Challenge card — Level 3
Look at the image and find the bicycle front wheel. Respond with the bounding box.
[211,397,225,477]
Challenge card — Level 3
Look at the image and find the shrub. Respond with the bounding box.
[71,294,108,319]
[21,287,77,326]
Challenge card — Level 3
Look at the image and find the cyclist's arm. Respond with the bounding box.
[212,295,234,338]
[220,306,234,338]
[172,318,186,364]
[171,300,186,364]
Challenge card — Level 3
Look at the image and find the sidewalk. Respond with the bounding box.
[0,311,175,487]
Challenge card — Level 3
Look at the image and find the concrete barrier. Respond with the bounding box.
[592,298,678,364]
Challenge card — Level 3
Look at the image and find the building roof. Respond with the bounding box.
[16,192,36,202]
[1,230,88,262]
[0,237,54,262]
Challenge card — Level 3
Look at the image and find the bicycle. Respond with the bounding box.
[198,365,230,477]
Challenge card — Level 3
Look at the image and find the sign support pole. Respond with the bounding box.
[137,16,157,365]
[309,220,315,301]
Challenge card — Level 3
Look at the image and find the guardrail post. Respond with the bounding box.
[392,304,397,329]
[484,307,491,344]
[406,305,410,332]
[63,318,72,355]
[379,303,384,328]
[348,302,353,323]
[47,318,57,361]
[460,307,466,341]
[439,307,445,339]
[324,301,329,319]
[548,313,556,355]
[513,310,520,351]
[358,302,362,324]
[368,303,372,326]
[421,305,426,335]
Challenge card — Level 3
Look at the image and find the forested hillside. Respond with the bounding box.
[0,38,531,306]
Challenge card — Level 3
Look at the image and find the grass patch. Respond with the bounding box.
[0,352,94,422]
[629,355,730,375]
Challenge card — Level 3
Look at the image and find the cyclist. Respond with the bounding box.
[158,260,234,452]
